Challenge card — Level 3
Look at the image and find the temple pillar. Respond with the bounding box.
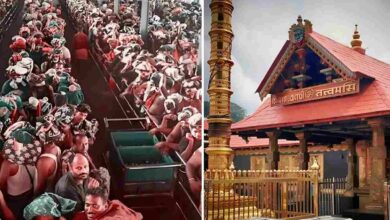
[140,0,149,42]
[295,132,310,170]
[356,140,369,189]
[345,138,357,197]
[366,118,387,210]
[114,0,119,14]
[206,0,234,171]
[265,130,280,170]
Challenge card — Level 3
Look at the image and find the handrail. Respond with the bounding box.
[0,0,20,36]
[385,182,389,220]
[0,1,16,26]
[126,163,183,170]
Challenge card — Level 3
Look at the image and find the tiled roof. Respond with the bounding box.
[230,135,298,149]
[232,31,390,132]
[255,40,291,93]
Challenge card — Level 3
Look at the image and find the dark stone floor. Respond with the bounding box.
[60,3,130,168]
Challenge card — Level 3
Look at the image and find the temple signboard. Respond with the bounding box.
[271,79,360,106]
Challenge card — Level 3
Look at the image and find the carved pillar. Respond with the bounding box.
[205,0,234,171]
[345,138,357,197]
[265,130,280,170]
[295,132,310,170]
[366,118,387,210]
[356,140,368,188]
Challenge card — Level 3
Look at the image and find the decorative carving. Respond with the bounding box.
[304,19,313,33]
[295,132,310,170]
[344,138,357,197]
[207,0,234,170]
[260,16,361,101]
[289,15,306,48]
[251,156,266,170]
[266,130,281,170]
[366,118,386,210]
[260,43,297,99]
[306,36,356,79]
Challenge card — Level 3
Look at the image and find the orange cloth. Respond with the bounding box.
[73,32,89,60]
[103,51,115,62]
[173,48,180,62]
[73,200,143,220]
[145,92,159,109]
[96,200,142,220]
[74,49,89,60]
[108,75,117,91]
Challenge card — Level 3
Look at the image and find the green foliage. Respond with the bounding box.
[203,101,247,122]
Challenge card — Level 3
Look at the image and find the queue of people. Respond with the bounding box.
[66,0,202,207]
[0,0,143,219]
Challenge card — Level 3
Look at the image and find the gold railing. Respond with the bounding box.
[204,170,319,220]
[385,182,390,220]
[318,177,346,216]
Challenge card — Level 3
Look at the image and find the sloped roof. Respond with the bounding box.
[255,40,291,94]
[205,117,299,149]
[232,31,390,132]
[230,135,298,149]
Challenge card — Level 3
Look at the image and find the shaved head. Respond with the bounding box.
[70,153,89,181]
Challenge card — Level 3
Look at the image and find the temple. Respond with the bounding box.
[230,16,390,217]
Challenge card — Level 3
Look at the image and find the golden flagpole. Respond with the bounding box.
[206,0,234,171]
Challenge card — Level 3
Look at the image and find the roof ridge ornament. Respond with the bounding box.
[289,15,313,48]
[350,24,365,54]
[297,15,303,24]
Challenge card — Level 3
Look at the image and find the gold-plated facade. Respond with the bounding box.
[206,0,235,170]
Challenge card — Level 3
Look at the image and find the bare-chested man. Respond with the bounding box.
[0,131,39,219]
[186,146,201,209]
[35,121,63,194]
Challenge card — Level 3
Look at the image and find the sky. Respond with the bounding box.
[203,0,390,115]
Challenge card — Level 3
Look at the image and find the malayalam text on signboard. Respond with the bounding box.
[271,80,360,106]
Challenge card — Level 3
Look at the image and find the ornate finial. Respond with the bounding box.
[351,24,361,45]
[297,15,303,24]
[229,161,235,170]
[310,157,320,170]
[304,19,313,33]
[289,15,306,46]
[351,24,365,54]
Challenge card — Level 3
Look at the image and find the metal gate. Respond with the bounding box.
[204,170,319,220]
[384,182,390,220]
[318,177,346,216]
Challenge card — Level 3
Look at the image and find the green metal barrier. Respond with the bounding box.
[110,131,158,147]
[108,130,181,194]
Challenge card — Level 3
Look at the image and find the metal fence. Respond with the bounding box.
[385,182,390,220]
[318,177,346,216]
[204,170,319,220]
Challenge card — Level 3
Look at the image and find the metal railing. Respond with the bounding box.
[318,177,346,216]
[385,182,390,220]
[0,0,21,41]
[204,170,319,220]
